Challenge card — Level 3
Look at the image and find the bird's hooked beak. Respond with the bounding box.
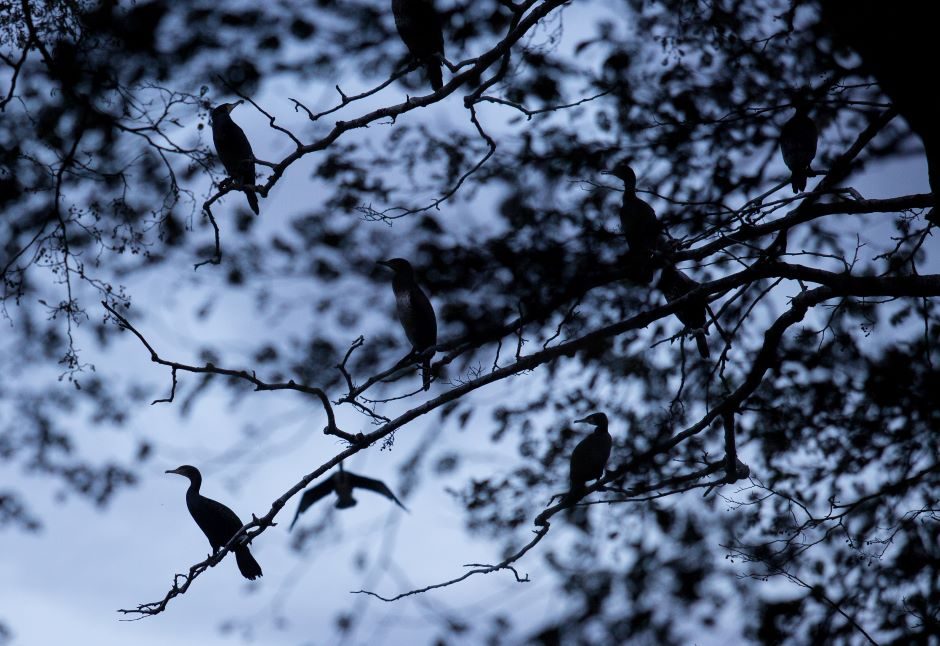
[165,467,182,475]
[226,100,244,113]
[574,416,591,424]
[376,260,393,270]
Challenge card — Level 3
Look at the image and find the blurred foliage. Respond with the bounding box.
[1,0,938,644]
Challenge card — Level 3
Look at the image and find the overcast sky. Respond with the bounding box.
[2,2,935,644]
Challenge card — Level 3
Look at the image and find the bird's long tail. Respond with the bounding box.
[790,170,807,194]
[426,60,443,91]
[421,354,432,391]
[244,189,260,215]
[235,545,263,580]
[694,330,710,359]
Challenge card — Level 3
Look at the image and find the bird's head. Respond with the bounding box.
[165,464,201,480]
[574,412,609,428]
[602,159,637,190]
[210,100,244,120]
[377,258,415,277]
[788,89,814,113]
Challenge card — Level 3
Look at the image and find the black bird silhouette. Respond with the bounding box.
[658,265,710,359]
[566,412,613,501]
[211,101,259,215]
[780,103,818,193]
[165,465,262,580]
[603,161,664,282]
[378,258,437,391]
[290,464,407,530]
[392,0,446,91]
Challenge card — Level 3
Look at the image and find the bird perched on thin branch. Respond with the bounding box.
[780,101,818,194]
[211,101,259,214]
[658,265,710,359]
[289,464,408,530]
[565,412,613,503]
[165,465,262,580]
[603,160,664,282]
[378,258,437,391]
[392,0,446,91]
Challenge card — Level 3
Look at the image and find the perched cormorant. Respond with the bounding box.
[780,103,818,194]
[211,101,259,215]
[604,161,663,257]
[165,465,262,580]
[378,258,437,391]
[392,0,446,91]
[566,412,612,500]
[289,464,408,530]
[603,161,664,282]
[658,265,710,359]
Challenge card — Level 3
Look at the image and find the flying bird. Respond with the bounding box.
[165,465,262,580]
[780,103,818,193]
[658,265,710,359]
[392,0,446,91]
[378,258,437,391]
[290,465,408,530]
[211,101,259,214]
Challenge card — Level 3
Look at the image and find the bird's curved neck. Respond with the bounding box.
[212,112,234,127]
[392,272,415,292]
[184,474,202,496]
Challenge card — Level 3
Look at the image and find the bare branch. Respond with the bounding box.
[100,301,360,444]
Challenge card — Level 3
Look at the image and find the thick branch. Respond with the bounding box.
[115,264,940,615]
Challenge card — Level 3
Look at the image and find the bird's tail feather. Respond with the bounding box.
[790,171,806,194]
[421,355,431,391]
[235,546,262,580]
[695,330,710,359]
[427,61,443,91]
[245,190,260,215]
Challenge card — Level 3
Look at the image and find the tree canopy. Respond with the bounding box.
[2,0,937,643]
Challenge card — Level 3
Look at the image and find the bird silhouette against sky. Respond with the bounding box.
[290,464,407,530]
[780,101,818,193]
[392,0,446,91]
[658,265,710,359]
[211,101,259,214]
[603,160,664,283]
[378,258,438,391]
[566,412,612,501]
[165,465,262,580]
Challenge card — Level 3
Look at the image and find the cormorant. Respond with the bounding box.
[165,465,262,580]
[658,265,710,359]
[211,101,259,215]
[378,258,437,391]
[603,161,664,282]
[780,103,818,193]
[566,412,612,501]
[289,464,408,530]
[392,0,446,91]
